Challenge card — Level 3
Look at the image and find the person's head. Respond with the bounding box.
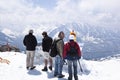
[69,35,74,41]
[58,31,65,39]
[29,29,33,34]
[42,31,47,37]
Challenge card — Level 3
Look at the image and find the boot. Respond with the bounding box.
[30,66,36,70]
[74,76,78,80]
[42,66,48,71]
[49,66,52,71]
[68,76,72,80]
[57,74,65,78]
[26,67,29,70]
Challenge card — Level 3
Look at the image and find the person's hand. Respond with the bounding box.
[63,59,67,65]
[78,56,81,59]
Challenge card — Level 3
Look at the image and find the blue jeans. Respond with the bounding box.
[54,55,63,76]
[67,60,78,77]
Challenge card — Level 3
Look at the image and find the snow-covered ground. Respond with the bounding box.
[0,52,120,80]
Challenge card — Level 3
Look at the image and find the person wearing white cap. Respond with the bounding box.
[69,35,74,40]
[63,35,82,80]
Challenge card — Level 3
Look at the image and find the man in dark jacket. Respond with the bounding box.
[23,29,37,70]
[42,31,53,71]
[63,35,81,80]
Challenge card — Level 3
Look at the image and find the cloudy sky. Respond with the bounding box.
[0,0,120,33]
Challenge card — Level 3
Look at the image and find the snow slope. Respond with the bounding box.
[0,52,120,80]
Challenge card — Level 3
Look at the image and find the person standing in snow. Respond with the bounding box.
[54,31,65,78]
[63,35,81,80]
[23,29,37,70]
[41,31,53,71]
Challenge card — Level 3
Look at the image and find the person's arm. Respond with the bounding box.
[34,36,37,47]
[63,43,68,59]
[23,36,26,46]
[76,43,82,58]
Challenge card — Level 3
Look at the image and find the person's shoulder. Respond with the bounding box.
[74,42,79,47]
[54,37,59,41]
[33,34,36,37]
[48,36,52,39]
[65,42,70,45]
[24,34,29,37]
[54,38,62,43]
[57,38,63,42]
[73,41,78,44]
[69,41,77,45]
[74,41,78,43]
[32,35,36,38]
[64,42,70,48]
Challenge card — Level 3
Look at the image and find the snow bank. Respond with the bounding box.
[0,52,120,80]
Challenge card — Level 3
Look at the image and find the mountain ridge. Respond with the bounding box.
[0,22,120,59]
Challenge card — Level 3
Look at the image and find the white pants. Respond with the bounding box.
[26,51,35,68]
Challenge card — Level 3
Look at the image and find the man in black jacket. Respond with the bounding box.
[42,31,53,71]
[23,29,37,70]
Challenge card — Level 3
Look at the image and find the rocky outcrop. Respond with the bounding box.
[0,44,20,52]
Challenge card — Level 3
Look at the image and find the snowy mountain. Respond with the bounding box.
[0,32,12,45]
[0,30,22,51]
[0,51,120,80]
[48,23,120,60]
[1,22,120,60]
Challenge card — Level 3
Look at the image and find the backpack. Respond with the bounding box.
[67,42,78,59]
[49,39,61,57]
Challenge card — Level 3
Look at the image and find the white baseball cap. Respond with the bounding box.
[69,35,74,40]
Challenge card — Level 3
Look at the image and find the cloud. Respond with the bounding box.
[54,0,120,27]
[0,0,120,33]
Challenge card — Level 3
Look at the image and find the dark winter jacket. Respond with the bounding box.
[42,35,53,52]
[63,40,81,60]
[23,33,37,51]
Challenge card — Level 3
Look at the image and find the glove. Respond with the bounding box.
[80,56,81,59]
[63,59,67,65]
[63,59,66,63]
[78,56,81,59]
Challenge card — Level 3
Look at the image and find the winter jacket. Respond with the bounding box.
[63,40,81,60]
[23,33,37,51]
[56,38,64,57]
[42,35,53,52]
